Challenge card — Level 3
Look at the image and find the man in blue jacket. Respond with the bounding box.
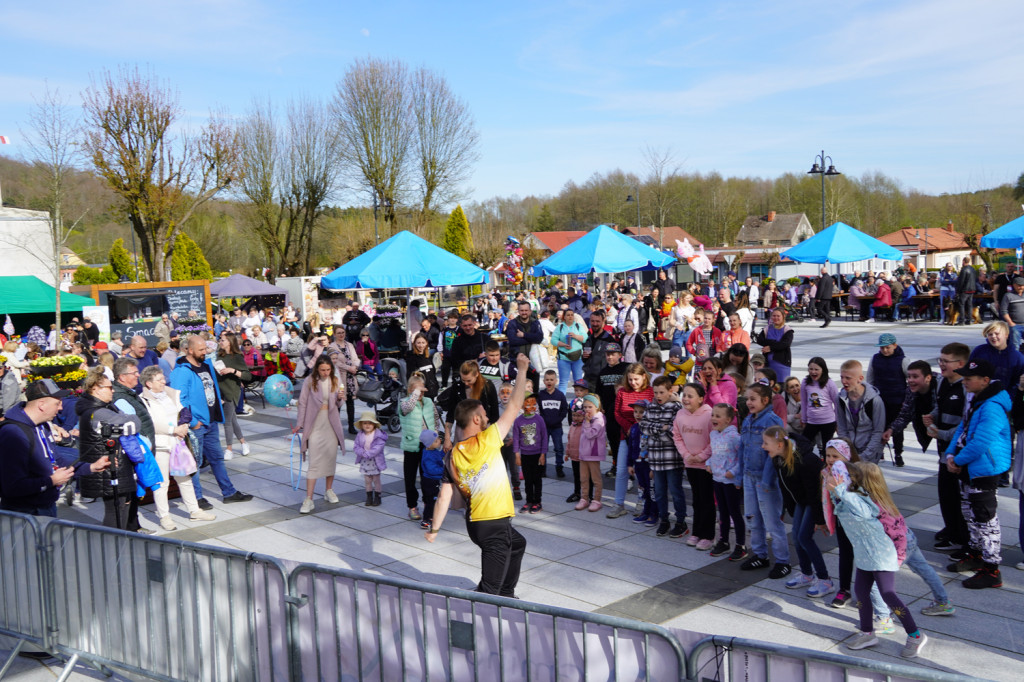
[944,360,1011,589]
[170,335,253,508]
[0,380,109,517]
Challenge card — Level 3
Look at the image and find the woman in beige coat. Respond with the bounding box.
[292,355,348,514]
[139,366,216,531]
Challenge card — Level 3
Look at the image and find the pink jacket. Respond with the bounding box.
[704,374,738,408]
[671,404,713,468]
[578,412,607,461]
[296,376,347,454]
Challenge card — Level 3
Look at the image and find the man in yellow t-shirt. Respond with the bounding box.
[426,353,530,597]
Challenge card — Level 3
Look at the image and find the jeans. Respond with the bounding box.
[743,473,790,563]
[634,461,655,518]
[904,529,948,604]
[466,517,526,597]
[939,290,955,322]
[614,441,632,506]
[547,426,564,472]
[556,357,584,394]
[653,467,686,524]
[191,423,237,500]
[792,503,829,579]
[1012,324,1024,350]
[1,504,56,518]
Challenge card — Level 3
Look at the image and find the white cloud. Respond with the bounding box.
[361,28,370,37]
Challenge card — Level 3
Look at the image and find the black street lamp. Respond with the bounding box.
[625,191,640,233]
[807,150,841,234]
[373,196,393,245]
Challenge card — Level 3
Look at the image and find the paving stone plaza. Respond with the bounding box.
[5,320,1022,680]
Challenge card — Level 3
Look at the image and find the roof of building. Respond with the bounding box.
[527,231,588,252]
[735,213,810,244]
[620,225,701,247]
[878,226,970,251]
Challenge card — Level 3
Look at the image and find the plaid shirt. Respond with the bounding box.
[639,399,683,470]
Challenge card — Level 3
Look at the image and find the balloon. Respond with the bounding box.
[263,374,295,408]
[515,247,523,256]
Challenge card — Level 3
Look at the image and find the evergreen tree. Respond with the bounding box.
[536,204,555,231]
[72,265,118,285]
[107,238,133,280]
[441,204,473,260]
[170,233,213,281]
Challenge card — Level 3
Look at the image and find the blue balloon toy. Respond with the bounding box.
[263,374,294,408]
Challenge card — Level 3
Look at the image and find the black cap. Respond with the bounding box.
[956,360,995,379]
[25,378,73,401]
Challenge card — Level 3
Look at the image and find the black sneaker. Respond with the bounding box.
[520,504,531,514]
[947,554,984,573]
[768,563,792,579]
[668,523,688,539]
[656,521,671,536]
[933,538,957,551]
[604,468,616,478]
[949,547,968,561]
[565,493,581,503]
[830,590,852,608]
[709,540,731,557]
[962,565,1003,589]
[513,488,523,501]
[556,468,566,479]
[740,556,770,571]
[894,454,905,467]
[197,498,214,511]
[530,504,542,514]
[223,492,253,503]
[728,545,749,562]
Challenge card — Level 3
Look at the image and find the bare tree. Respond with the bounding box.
[81,66,239,281]
[411,68,480,228]
[333,58,412,231]
[642,145,683,229]
[237,97,342,279]
[3,86,87,330]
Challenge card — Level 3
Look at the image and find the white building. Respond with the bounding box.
[0,207,58,283]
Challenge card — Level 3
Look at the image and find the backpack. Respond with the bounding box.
[635,303,649,331]
[0,420,39,461]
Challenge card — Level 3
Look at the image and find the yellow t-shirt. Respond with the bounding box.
[451,424,515,522]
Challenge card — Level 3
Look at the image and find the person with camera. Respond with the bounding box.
[0,378,109,518]
[170,335,253,508]
[76,367,146,529]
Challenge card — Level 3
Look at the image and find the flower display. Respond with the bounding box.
[30,355,84,368]
[26,369,87,383]
[376,304,402,327]
[174,317,211,333]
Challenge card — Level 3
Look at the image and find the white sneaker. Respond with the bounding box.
[324,489,339,504]
[72,493,87,509]
[299,498,315,514]
[1016,561,1024,571]
[190,510,216,521]
[159,516,177,531]
[224,448,234,461]
[242,405,256,416]
[241,442,251,456]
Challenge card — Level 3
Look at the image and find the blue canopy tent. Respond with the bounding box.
[781,221,903,264]
[320,230,487,289]
[531,224,675,275]
[979,214,1024,249]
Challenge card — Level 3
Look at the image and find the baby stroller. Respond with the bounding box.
[355,357,406,433]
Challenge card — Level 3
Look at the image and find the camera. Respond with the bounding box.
[100,423,126,439]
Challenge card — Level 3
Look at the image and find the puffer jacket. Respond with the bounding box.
[399,394,437,452]
[76,393,143,499]
[946,381,1012,480]
[774,433,825,521]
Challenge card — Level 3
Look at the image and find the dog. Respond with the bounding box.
[944,299,981,325]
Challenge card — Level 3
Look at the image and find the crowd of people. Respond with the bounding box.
[1,268,1022,662]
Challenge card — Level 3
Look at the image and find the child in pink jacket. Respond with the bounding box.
[672,382,715,549]
[575,394,607,513]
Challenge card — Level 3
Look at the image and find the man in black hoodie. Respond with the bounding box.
[955,256,977,325]
[449,314,486,373]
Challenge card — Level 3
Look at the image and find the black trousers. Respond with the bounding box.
[102,494,139,530]
[956,293,973,323]
[815,299,831,323]
[466,517,526,596]
[802,421,836,453]
[605,419,621,468]
[687,467,716,540]
[403,446,422,509]
[836,520,854,593]
[520,454,543,505]
[882,401,904,456]
[938,463,968,545]
[421,477,440,524]
[440,354,453,386]
[345,396,356,430]
[501,444,520,491]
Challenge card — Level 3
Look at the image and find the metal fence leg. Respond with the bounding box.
[0,639,26,679]
[54,653,79,682]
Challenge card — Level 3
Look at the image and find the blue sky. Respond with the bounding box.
[2,0,1023,206]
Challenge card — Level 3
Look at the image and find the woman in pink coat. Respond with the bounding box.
[672,383,715,549]
[699,356,737,409]
[292,355,348,514]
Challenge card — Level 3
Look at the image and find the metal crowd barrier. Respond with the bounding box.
[44,519,292,682]
[686,635,986,682]
[286,563,687,681]
[0,512,48,677]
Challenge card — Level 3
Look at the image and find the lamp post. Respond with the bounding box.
[625,190,640,232]
[373,196,393,245]
[807,150,841,234]
[129,228,139,282]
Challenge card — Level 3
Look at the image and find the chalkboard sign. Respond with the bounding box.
[165,287,206,316]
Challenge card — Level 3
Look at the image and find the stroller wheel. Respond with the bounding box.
[387,415,402,434]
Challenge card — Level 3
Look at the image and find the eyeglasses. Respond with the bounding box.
[98,383,113,390]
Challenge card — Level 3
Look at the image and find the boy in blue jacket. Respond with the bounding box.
[943,359,1011,589]
[538,370,568,478]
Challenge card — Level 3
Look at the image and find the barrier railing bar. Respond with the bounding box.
[0,641,26,679]
[397,584,407,681]
[445,594,453,682]
[375,581,384,679]
[686,635,990,682]
[420,588,429,682]
[496,603,504,682]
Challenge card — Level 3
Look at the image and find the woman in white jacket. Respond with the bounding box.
[139,366,216,531]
